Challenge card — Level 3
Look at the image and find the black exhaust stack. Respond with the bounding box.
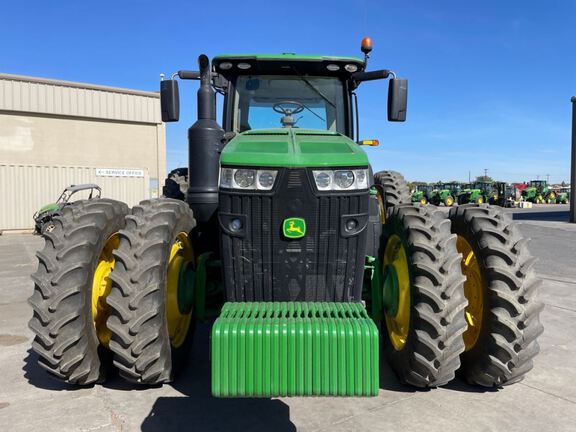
[187,54,224,225]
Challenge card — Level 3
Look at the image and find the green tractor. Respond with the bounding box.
[521,180,556,204]
[411,184,433,204]
[557,186,570,204]
[457,181,495,205]
[28,39,543,396]
[430,182,458,206]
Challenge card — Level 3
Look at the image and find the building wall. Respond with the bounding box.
[0,73,166,231]
[0,113,165,180]
[0,164,149,231]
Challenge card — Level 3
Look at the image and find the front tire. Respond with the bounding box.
[449,204,544,386]
[28,199,128,384]
[381,204,468,387]
[107,199,196,384]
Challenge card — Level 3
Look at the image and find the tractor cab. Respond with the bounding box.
[412,183,433,204]
[214,54,362,135]
[529,180,548,190]
[443,182,461,195]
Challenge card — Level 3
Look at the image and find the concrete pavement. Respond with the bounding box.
[1,206,575,432]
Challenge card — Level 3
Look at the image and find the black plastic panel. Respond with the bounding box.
[219,169,369,302]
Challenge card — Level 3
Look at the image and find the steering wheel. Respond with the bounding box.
[272,100,305,115]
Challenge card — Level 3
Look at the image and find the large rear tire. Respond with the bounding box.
[107,199,196,384]
[381,204,468,387]
[28,199,128,384]
[162,168,188,201]
[449,204,544,386]
[374,170,411,209]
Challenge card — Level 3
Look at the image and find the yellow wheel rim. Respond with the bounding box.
[456,235,484,351]
[166,232,194,349]
[383,234,411,351]
[477,197,484,204]
[446,197,454,206]
[91,234,119,346]
[420,198,427,205]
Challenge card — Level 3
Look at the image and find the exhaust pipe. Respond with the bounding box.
[187,54,224,225]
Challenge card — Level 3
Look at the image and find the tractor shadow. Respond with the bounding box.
[512,209,570,222]
[140,321,296,432]
[23,348,80,391]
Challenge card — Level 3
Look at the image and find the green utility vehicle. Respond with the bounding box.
[29,39,542,396]
[430,182,459,206]
[411,184,433,204]
[522,180,556,203]
[33,184,101,234]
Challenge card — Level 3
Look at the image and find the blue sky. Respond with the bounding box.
[1,0,574,183]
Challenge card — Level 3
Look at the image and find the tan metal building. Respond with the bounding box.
[0,73,166,231]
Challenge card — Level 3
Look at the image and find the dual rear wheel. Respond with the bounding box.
[376,171,543,388]
[28,198,197,385]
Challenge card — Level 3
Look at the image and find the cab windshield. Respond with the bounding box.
[233,75,346,134]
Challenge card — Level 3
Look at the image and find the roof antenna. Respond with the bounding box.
[361,37,373,67]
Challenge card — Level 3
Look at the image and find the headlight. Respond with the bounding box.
[234,169,255,188]
[312,169,369,191]
[334,170,355,189]
[220,168,278,190]
[315,171,332,190]
[257,171,276,190]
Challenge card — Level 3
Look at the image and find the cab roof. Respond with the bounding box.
[212,54,365,77]
[214,53,364,63]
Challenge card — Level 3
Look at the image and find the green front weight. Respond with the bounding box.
[211,302,380,397]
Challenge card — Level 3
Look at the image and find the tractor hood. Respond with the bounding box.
[220,129,368,168]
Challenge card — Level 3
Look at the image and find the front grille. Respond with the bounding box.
[219,169,369,302]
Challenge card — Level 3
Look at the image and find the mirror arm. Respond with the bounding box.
[177,70,201,80]
[352,69,396,84]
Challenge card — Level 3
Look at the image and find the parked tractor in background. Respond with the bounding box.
[493,182,518,207]
[557,186,570,204]
[522,180,556,204]
[411,183,433,204]
[28,39,543,398]
[457,181,494,204]
[430,182,459,206]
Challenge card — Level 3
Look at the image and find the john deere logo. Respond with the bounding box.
[283,217,306,239]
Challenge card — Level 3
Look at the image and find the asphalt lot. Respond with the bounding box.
[0,204,575,432]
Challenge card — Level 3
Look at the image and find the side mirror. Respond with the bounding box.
[160,79,180,122]
[388,78,408,122]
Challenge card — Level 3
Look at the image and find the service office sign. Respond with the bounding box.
[96,168,144,177]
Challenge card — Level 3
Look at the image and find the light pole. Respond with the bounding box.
[571,97,575,223]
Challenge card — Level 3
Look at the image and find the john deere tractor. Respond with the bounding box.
[430,182,458,206]
[557,187,570,204]
[457,181,495,205]
[522,180,556,204]
[28,39,543,396]
[411,184,433,204]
